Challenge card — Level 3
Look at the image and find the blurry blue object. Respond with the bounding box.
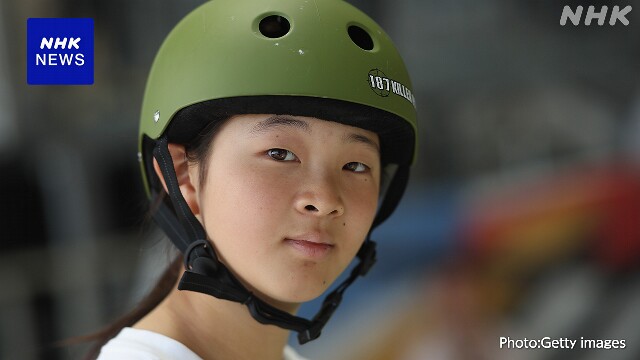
[373,184,462,278]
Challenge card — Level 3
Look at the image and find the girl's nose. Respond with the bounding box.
[294,175,345,217]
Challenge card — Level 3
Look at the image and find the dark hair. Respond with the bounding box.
[76,254,182,359]
[70,117,226,359]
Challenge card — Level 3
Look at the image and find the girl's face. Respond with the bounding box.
[190,114,381,307]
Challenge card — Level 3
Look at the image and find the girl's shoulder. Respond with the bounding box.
[96,327,201,360]
[283,345,310,360]
[96,327,310,360]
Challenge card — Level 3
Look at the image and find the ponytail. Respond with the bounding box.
[62,255,182,360]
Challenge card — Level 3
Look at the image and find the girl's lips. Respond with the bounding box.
[285,238,334,259]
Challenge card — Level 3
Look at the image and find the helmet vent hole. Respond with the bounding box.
[259,15,291,38]
[348,25,374,51]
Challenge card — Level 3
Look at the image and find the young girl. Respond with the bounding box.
[90,0,417,358]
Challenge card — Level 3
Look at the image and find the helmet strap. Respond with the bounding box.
[372,164,410,228]
[150,136,406,344]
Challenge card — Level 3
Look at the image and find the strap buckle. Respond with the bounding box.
[183,239,218,276]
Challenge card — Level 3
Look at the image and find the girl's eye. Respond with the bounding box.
[344,162,369,173]
[267,148,297,161]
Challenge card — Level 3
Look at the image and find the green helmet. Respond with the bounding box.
[138,0,418,344]
[139,0,417,194]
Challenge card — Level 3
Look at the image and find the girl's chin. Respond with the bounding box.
[252,283,331,311]
[229,261,339,310]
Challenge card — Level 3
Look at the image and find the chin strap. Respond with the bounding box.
[151,136,408,344]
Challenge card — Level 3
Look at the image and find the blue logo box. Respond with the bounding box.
[27,18,94,85]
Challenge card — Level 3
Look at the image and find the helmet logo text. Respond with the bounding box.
[368,69,416,108]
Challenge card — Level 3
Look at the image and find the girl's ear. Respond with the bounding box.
[152,143,201,215]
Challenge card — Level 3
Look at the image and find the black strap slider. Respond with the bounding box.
[184,239,218,275]
[298,326,321,344]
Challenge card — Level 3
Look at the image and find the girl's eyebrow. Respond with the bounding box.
[344,133,380,154]
[250,115,379,154]
[250,115,310,134]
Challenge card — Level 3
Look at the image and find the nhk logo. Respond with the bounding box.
[37,37,85,66]
[27,18,94,85]
[560,5,632,26]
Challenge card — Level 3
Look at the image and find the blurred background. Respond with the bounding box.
[1,0,639,359]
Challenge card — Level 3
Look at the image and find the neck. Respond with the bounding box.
[134,274,295,360]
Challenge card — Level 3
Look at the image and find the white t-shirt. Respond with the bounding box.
[97,327,308,360]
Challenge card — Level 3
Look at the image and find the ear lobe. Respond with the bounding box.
[152,143,201,215]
